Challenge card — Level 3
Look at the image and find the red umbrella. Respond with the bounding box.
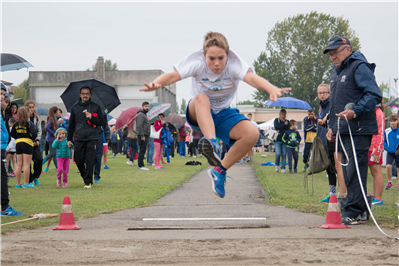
[115,107,140,129]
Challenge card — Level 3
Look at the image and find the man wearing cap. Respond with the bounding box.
[1,83,23,216]
[67,86,103,189]
[324,36,382,225]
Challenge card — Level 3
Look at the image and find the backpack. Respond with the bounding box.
[127,122,137,140]
[307,136,330,175]
[265,129,278,141]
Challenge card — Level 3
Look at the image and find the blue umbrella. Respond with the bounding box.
[265,97,312,110]
[1,53,33,72]
[35,107,48,116]
[107,114,113,121]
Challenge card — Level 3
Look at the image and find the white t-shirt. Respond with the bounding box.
[174,49,252,113]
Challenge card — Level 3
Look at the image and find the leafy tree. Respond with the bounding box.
[86,59,118,71]
[379,82,393,119]
[236,99,263,108]
[180,98,187,115]
[253,11,360,110]
[175,102,180,115]
[13,79,29,102]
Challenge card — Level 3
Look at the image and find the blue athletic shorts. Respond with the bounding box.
[186,99,248,147]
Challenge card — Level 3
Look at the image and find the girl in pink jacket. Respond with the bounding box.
[368,103,385,205]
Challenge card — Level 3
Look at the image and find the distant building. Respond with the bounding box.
[28,57,176,117]
[237,105,310,151]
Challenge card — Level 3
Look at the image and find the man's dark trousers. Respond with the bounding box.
[1,150,9,211]
[74,140,97,185]
[138,136,148,168]
[286,147,298,170]
[29,145,43,183]
[341,134,372,219]
[94,134,103,181]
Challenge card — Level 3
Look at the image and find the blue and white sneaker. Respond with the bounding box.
[372,199,384,205]
[28,182,34,188]
[320,195,330,203]
[33,178,40,185]
[1,205,23,216]
[198,137,222,166]
[207,167,227,198]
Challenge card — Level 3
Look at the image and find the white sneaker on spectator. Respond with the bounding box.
[281,169,286,174]
[138,167,149,171]
[275,166,279,172]
[127,160,134,166]
[392,176,397,180]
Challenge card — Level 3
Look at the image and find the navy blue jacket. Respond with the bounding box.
[328,51,382,136]
[274,118,290,142]
[317,97,330,148]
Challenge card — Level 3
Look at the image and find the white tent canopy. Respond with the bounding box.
[258,118,276,130]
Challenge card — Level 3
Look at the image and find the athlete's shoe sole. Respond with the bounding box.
[198,137,222,166]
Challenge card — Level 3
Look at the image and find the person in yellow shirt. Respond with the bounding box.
[302,109,317,169]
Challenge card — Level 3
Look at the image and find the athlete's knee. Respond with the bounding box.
[193,93,210,105]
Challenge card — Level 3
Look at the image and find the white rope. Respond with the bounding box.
[336,115,399,240]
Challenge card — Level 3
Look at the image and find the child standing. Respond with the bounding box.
[383,114,399,190]
[52,128,71,187]
[110,127,119,158]
[10,107,37,188]
[141,31,289,198]
[282,120,301,174]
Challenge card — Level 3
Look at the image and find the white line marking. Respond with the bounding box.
[143,218,267,221]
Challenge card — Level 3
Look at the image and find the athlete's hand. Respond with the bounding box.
[140,82,162,92]
[269,87,292,102]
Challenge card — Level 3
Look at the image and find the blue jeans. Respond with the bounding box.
[147,137,155,165]
[274,141,286,169]
[39,139,46,156]
[124,141,129,158]
[179,141,186,156]
[129,139,139,162]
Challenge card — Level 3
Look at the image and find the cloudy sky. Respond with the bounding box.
[1,0,398,107]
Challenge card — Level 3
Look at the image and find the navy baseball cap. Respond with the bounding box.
[323,36,351,54]
[0,83,6,91]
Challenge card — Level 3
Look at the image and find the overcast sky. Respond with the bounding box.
[1,1,398,107]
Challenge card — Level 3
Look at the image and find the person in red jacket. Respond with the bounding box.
[369,102,385,205]
[178,126,186,157]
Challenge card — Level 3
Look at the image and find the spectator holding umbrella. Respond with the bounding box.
[67,86,103,189]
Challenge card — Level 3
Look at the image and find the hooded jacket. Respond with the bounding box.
[52,128,72,158]
[135,109,150,137]
[1,109,9,150]
[303,115,317,143]
[282,128,302,150]
[328,51,382,136]
[67,99,102,142]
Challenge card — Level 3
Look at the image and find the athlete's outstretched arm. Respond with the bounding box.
[140,70,182,92]
[243,71,291,102]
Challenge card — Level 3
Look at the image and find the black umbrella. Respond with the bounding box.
[60,79,121,115]
[1,53,33,72]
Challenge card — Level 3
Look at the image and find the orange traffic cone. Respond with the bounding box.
[317,194,351,229]
[53,196,81,230]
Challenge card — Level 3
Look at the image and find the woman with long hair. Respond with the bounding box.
[42,106,59,172]
[10,107,37,188]
[24,100,43,185]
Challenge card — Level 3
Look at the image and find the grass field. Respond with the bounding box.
[1,153,208,234]
[252,152,399,229]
